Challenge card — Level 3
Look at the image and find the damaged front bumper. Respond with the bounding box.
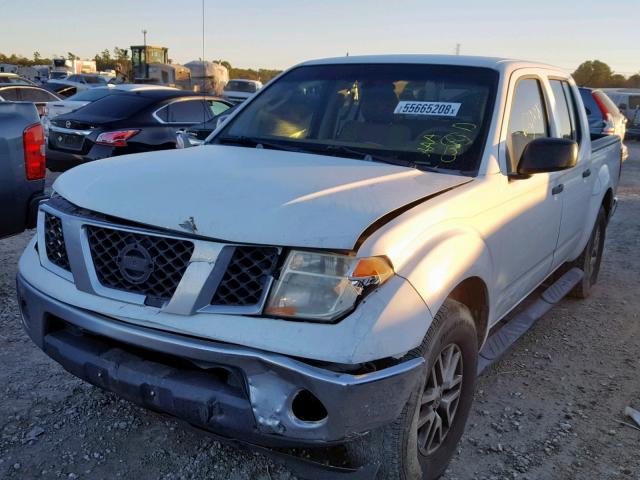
[17,274,424,447]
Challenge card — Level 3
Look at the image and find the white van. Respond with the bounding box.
[601,88,640,136]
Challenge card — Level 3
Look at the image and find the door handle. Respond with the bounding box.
[582,169,591,178]
[552,184,564,195]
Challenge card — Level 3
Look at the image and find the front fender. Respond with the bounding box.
[392,224,495,338]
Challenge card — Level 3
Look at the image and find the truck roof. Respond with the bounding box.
[300,54,563,74]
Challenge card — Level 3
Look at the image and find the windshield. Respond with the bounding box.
[225,80,257,93]
[215,64,498,173]
[66,88,116,102]
[83,76,107,85]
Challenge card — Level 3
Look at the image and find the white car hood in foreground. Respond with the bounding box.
[54,145,471,249]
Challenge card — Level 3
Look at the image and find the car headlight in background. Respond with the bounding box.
[264,251,393,322]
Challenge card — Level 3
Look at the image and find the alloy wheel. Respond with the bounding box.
[417,343,464,456]
[589,223,602,282]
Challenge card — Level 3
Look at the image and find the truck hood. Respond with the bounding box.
[53,145,471,249]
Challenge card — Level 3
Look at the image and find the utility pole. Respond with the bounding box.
[455,43,461,56]
[142,29,148,78]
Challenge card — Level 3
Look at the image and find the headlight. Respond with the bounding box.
[264,250,393,322]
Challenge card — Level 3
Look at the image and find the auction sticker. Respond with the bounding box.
[394,101,461,117]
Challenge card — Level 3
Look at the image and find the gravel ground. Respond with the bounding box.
[1,144,639,480]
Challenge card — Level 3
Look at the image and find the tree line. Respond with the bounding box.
[4,51,636,88]
[572,60,640,88]
[0,50,282,82]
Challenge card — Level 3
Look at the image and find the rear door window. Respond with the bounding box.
[562,83,581,143]
[506,78,549,171]
[166,99,213,123]
[549,80,576,140]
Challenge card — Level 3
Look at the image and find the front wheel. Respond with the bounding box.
[347,299,478,480]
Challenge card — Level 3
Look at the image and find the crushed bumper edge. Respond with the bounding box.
[16,273,425,445]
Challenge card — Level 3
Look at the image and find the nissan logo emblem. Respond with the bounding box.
[116,243,154,284]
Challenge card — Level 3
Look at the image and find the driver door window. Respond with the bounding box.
[506,79,548,172]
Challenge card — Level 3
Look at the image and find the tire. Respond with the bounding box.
[346,299,478,480]
[570,207,607,299]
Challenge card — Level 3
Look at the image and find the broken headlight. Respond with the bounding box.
[264,250,393,322]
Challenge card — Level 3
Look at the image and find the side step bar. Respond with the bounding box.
[477,268,584,375]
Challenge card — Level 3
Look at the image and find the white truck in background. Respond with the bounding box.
[18,55,621,479]
[50,58,97,80]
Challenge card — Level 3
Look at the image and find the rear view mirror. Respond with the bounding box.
[517,137,578,175]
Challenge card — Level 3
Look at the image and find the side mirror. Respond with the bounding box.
[176,130,195,149]
[517,137,578,175]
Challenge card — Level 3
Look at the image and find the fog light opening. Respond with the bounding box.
[291,389,328,423]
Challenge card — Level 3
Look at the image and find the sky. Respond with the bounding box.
[1,0,639,75]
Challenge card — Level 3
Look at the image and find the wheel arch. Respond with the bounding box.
[447,276,490,349]
[602,187,614,220]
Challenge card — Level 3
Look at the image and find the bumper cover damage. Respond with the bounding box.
[17,274,424,447]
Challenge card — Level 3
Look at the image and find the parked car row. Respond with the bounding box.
[42,84,178,129]
[579,87,629,160]
[46,89,232,171]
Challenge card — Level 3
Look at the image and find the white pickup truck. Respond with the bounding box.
[17,55,622,479]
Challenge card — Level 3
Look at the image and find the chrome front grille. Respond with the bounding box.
[85,226,194,302]
[39,201,282,314]
[211,246,280,306]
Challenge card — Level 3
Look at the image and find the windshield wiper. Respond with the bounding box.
[298,143,418,169]
[216,135,302,153]
[330,146,467,176]
[216,136,468,175]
